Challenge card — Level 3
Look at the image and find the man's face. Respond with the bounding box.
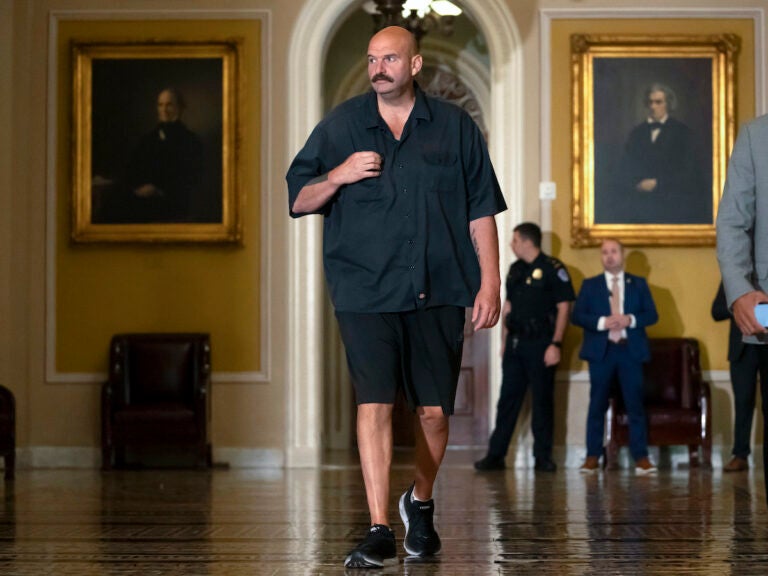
[157,90,180,122]
[367,28,421,98]
[647,90,667,121]
[511,231,526,259]
[601,240,625,274]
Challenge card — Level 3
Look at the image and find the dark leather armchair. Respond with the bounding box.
[102,333,212,469]
[0,384,15,480]
[606,337,712,468]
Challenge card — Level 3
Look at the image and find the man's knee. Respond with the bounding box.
[357,403,394,425]
[416,406,448,432]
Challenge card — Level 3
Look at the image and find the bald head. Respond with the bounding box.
[369,26,418,59]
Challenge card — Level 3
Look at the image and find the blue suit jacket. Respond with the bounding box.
[572,272,658,363]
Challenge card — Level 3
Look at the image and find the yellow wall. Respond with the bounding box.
[550,19,756,372]
[55,20,262,373]
[1,0,766,461]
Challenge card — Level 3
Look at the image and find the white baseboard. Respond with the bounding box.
[5,446,285,469]
[5,442,760,470]
[213,447,284,468]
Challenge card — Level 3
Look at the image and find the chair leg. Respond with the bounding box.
[702,438,712,469]
[606,440,620,470]
[102,446,113,470]
[4,451,14,481]
[115,446,127,468]
[688,445,700,467]
[196,444,209,469]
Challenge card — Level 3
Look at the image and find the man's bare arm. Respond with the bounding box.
[291,151,381,214]
[469,215,501,331]
[544,300,570,367]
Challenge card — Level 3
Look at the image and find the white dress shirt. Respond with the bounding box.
[648,115,668,143]
[596,271,636,336]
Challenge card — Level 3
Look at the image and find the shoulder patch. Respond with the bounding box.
[557,267,570,282]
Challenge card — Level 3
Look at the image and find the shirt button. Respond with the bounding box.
[409,265,415,270]
[418,293,426,300]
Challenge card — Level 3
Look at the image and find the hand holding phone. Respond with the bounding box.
[754,303,768,327]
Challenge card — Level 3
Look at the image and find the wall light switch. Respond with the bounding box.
[539,181,556,200]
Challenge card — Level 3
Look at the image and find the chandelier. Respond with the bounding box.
[362,0,463,46]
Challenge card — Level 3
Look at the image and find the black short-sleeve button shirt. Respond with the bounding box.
[287,83,507,313]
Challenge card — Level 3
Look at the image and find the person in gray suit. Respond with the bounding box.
[711,282,767,472]
[716,113,768,499]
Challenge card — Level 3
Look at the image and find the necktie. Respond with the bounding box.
[609,275,622,343]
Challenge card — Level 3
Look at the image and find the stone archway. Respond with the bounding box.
[286,0,524,467]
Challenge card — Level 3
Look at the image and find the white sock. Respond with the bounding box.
[411,488,429,503]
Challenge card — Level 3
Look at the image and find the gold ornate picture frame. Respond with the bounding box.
[571,34,739,246]
[72,41,242,242]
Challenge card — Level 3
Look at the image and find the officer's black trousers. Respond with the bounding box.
[486,337,555,461]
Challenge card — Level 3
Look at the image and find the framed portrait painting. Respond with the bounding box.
[71,41,243,242]
[570,34,739,246]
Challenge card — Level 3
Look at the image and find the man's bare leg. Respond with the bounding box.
[357,403,394,526]
[413,406,449,500]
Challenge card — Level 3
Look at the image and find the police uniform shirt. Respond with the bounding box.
[286,83,507,313]
[505,252,575,338]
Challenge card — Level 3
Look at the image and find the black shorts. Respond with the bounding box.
[335,306,466,415]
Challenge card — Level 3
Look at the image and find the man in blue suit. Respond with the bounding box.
[572,239,659,473]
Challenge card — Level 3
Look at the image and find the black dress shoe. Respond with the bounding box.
[474,456,505,471]
[534,458,557,472]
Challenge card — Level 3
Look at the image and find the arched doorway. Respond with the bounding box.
[323,12,493,449]
[286,0,523,466]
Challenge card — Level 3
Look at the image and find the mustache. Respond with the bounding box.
[371,73,394,83]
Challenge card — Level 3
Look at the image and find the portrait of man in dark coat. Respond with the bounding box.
[612,83,709,224]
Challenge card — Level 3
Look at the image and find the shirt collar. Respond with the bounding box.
[647,115,668,125]
[529,251,546,267]
[363,81,432,129]
[604,270,625,285]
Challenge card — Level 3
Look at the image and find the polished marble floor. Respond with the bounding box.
[1,451,767,575]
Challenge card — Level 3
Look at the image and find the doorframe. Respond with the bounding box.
[286,0,524,467]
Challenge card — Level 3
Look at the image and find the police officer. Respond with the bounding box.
[475,222,575,472]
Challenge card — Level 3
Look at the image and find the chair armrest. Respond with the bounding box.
[694,376,711,407]
[101,381,114,435]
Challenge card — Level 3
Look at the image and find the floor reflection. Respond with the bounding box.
[0,452,765,574]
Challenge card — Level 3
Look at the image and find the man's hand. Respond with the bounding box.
[605,314,631,331]
[328,151,382,186]
[732,291,768,336]
[134,184,162,197]
[471,285,500,332]
[543,345,561,367]
[291,151,382,214]
[636,178,658,192]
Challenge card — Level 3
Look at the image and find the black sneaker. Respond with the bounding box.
[474,455,506,471]
[534,458,557,472]
[398,484,441,557]
[343,524,397,568]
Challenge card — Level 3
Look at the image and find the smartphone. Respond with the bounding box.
[755,303,768,327]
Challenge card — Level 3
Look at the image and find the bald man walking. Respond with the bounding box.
[287,26,507,568]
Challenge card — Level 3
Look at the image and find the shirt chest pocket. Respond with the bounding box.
[423,151,459,193]
[346,177,384,204]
